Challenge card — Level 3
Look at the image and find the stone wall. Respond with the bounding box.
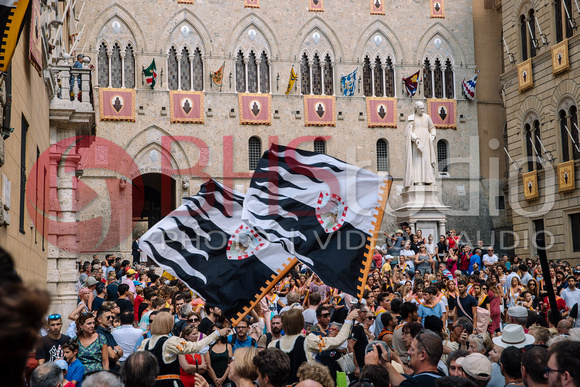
[502,0,580,262]
[73,0,508,260]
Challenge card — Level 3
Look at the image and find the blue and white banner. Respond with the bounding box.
[341,68,357,96]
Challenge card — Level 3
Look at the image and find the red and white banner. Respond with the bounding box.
[170,91,204,124]
[430,0,445,18]
[304,95,335,127]
[99,88,136,122]
[309,0,324,12]
[370,0,385,15]
[244,0,260,8]
[367,97,397,128]
[239,93,271,125]
[427,99,457,129]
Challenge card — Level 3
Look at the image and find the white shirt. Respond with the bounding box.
[112,324,144,361]
[400,249,415,269]
[482,254,498,265]
[561,287,580,309]
[302,308,318,325]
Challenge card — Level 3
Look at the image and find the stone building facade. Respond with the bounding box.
[72,0,507,264]
[502,0,580,262]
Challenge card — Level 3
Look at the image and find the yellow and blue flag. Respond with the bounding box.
[285,66,297,95]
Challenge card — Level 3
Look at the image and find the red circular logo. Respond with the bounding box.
[26,136,144,253]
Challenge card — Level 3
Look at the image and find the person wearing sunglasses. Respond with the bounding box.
[36,314,71,364]
[95,307,123,372]
[314,306,332,336]
[383,330,445,387]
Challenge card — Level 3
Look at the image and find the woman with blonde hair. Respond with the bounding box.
[138,312,228,386]
[229,347,259,387]
[507,276,523,308]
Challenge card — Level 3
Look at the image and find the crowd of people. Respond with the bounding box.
[16,224,580,387]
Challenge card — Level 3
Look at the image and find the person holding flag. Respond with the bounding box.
[143,59,157,89]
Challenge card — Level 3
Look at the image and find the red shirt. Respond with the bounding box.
[447,236,460,250]
[542,296,568,313]
[134,295,144,321]
[373,253,382,269]
[180,354,203,387]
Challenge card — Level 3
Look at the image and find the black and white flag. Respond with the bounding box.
[139,179,295,324]
[243,144,392,298]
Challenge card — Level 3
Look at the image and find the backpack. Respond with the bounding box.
[230,334,256,348]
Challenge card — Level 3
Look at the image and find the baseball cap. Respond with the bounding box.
[456,353,491,381]
[85,277,98,287]
[54,359,68,372]
[126,269,137,275]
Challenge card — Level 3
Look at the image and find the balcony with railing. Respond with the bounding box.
[48,62,96,137]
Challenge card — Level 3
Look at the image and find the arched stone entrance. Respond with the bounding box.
[132,172,177,236]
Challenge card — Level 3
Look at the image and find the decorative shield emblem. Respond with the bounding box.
[438,105,448,121]
[111,95,124,113]
[316,192,348,233]
[226,224,266,260]
[434,2,441,12]
[374,0,381,8]
[250,100,261,116]
[377,104,387,120]
[181,97,193,115]
[315,102,326,118]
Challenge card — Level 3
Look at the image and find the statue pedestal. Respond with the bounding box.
[392,185,450,238]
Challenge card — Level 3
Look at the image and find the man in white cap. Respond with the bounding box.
[456,353,492,387]
[507,305,529,331]
[492,324,535,349]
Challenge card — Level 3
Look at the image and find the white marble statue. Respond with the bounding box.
[404,101,437,188]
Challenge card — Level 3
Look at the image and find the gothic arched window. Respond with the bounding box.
[236,51,245,93]
[363,56,372,97]
[260,52,270,93]
[180,47,191,91]
[110,43,122,88]
[385,57,395,97]
[324,54,333,95]
[433,59,443,99]
[444,59,454,98]
[374,57,384,97]
[168,47,178,91]
[247,51,258,93]
[423,59,433,98]
[124,44,135,89]
[98,42,109,87]
[301,53,310,95]
[192,48,203,91]
[312,54,322,95]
